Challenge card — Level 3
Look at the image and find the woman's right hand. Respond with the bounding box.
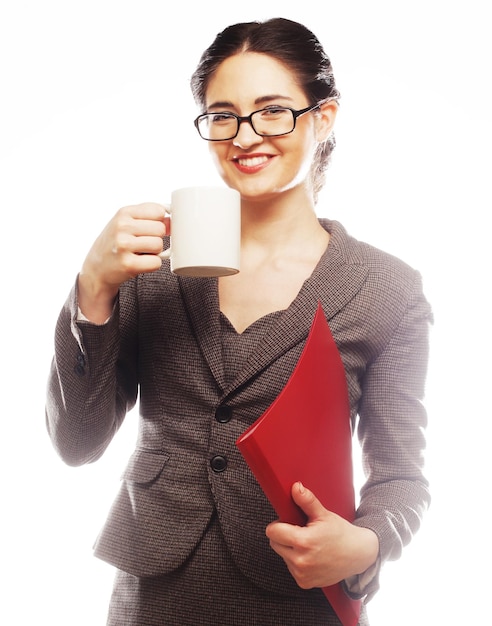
[78,202,167,324]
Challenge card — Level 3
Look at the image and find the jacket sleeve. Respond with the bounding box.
[45,277,138,466]
[346,271,433,601]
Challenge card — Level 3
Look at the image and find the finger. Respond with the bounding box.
[130,253,163,274]
[269,538,294,562]
[114,206,166,236]
[266,524,296,556]
[291,482,327,522]
[126,202,168,221]
[130,236,165,256]
[127,219,166,238]
[265,519,302,549]
[111,232,164,257]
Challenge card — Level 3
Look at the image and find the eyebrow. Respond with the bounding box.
[206,94,295,110]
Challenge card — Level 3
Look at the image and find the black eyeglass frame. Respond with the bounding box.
[193,101,327,142]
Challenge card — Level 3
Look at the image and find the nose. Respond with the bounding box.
[233,119,264,149]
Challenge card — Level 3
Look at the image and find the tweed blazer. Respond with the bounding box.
[46,219,432,602]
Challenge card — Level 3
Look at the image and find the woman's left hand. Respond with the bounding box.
[265,482,379,589]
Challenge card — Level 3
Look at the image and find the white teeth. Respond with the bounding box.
[237,156,268,167]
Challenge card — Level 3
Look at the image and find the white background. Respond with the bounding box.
[1,1,490,624]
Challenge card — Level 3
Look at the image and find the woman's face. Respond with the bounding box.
[203,52,326,203]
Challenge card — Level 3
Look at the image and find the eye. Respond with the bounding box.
[209,112,236,125]
[258,107,290,119]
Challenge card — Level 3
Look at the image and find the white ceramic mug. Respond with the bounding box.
[159,186,241,277]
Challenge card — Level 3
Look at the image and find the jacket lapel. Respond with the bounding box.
[222,222,369,395]
[178,276,227,389]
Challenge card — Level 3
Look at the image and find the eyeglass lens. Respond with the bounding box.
[198,108,295,140]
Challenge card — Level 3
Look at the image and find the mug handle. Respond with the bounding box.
[158,204,172,259]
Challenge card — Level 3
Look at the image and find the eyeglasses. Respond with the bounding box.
[194,102,324,141]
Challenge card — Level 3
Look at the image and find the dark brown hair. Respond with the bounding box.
[190,18,340,200]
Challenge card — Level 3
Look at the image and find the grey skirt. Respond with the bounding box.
[106,512,368,626]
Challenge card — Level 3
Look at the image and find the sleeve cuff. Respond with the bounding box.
[76,306,111,325]
[344,556,381,600]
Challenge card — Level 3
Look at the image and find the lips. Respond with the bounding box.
[236,155,268,167]
[232,154,272,173]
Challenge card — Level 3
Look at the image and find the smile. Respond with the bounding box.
[236,156,269,167]
[232,154,273,173]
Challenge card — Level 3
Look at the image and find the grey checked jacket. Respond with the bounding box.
[46,219,432,602]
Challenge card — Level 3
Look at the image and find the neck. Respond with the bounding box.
[240,187,323,252]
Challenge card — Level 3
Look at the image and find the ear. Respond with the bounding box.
[314,99,338,142]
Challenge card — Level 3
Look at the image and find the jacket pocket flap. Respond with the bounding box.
[121,450,170,484]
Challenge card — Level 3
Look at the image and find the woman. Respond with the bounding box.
[46,17,432,626]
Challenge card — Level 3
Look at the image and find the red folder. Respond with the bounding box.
[236,303,361,626]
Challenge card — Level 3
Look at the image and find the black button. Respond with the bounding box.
[74,352,86,376]
[215,405,233,423]
[74,364,86,376]
[210,455,228,473]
